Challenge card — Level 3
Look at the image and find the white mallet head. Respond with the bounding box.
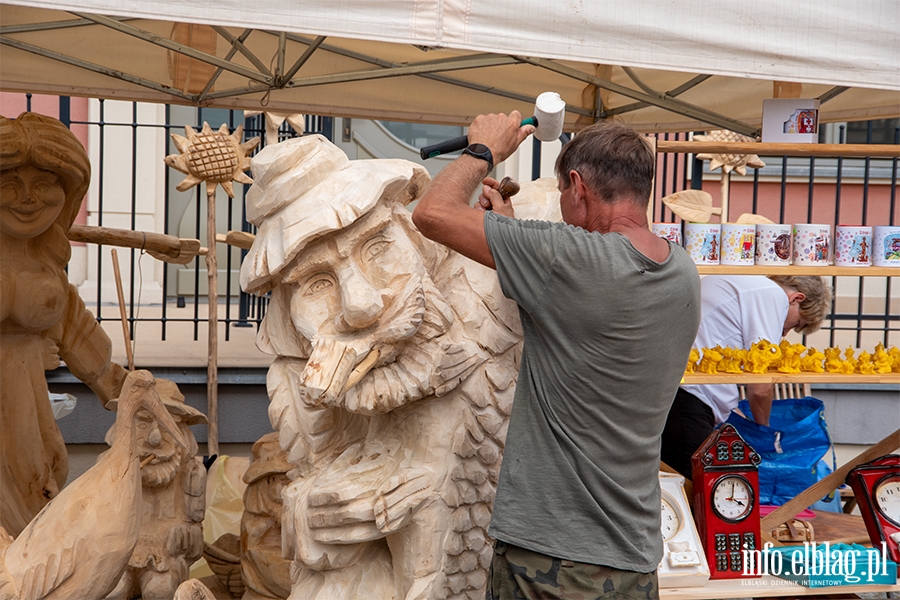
[532,92,566,142]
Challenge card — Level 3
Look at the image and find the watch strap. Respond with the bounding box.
[462,143,493,173]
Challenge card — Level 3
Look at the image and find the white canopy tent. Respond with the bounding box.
[1,0,898,135]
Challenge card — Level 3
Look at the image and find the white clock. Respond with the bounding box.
[658,472,710,588]
[875,475,900,527]
[660,496,682,542]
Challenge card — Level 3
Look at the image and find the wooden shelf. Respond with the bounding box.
[655,140,900,158]
[694,265,900,276]
[683,373,900,385]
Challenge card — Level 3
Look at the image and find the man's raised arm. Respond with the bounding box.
[411,111,533,269]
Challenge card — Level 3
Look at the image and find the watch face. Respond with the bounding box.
[468,143,489,153]
[875,475,900,527]
[661,496,682,541]
[711,475,755,523]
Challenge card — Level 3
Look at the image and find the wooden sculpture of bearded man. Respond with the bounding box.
[239,135,523,600]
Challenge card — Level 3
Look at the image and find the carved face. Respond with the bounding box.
[285,202,426,340]
[282,201,451,412]
[134,409,188,487]
[0,165,67,239]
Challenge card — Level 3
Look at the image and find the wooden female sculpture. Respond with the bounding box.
[0,112,129,537]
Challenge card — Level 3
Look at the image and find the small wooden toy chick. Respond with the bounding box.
[698,347,724,374]
[842,348,857,374]
[857,350,876,374]
[824,347,844,373]
[873,343,893,374]
[800,347,826,373]
[685,347,701,374]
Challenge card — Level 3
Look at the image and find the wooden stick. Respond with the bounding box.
[656,141,900,158]
[110,249,135,371]
[760,428,900,531]
[69,224,203,263]
[215,230,255,250]
[720,171,730,223]
[205,186,219,457]
[140,453,156,468]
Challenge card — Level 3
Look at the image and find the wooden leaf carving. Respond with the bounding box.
[661,190,722,223]
[735,213,775,225]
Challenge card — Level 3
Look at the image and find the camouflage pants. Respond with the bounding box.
[486,540,659,600]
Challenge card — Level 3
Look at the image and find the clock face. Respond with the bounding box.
[661,496,682,541]
[875,475,900,527]
[711,475,755,523]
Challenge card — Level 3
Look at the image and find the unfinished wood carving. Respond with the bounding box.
[0,112,129,538]
[0,370,188,600]
[105,379,208,600]
[241,135,525,600]
[241,432,292,600]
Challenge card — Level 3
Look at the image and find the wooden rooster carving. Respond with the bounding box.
[0,371,187,600]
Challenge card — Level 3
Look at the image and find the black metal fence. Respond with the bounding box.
[20,95,900,348]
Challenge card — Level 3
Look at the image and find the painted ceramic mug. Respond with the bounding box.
[684,223,721,265]
[651,222,682,245]
[834,225,873,267]
[720,223,756,266]
[755,223,792,265]
[792,224,831,266]
[873,226,900,267]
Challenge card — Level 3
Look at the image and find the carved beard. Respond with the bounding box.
[300,271,456,416]
[140,448,183,488]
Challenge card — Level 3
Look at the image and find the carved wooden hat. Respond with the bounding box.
[240,134,430,294]
[107,378,208,426]
[242,432,292,484]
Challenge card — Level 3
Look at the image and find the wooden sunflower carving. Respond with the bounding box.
[164,123,260,198]
[694,129,766,175]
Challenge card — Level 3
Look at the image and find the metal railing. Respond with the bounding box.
[18,94,900,348]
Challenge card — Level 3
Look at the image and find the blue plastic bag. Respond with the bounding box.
[724,397,837,508]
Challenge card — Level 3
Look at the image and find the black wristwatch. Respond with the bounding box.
[462,143,493,173]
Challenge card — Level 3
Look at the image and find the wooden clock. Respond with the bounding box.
[845,454,900,564]
[691,423,762,579]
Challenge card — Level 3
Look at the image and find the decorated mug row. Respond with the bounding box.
[651,223,900,267]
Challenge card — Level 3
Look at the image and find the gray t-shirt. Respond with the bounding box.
[484,211,701,571]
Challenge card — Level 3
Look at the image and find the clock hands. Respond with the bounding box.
[726,482,747,506]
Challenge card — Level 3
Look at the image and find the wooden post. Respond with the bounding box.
[110,248,135,371]
[205,185,219,457]
[719,171,730,224]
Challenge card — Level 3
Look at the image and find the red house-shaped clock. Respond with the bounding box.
[692,423,762,579]
[845,454,900,564]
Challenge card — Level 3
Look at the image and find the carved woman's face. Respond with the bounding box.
[0,165,67,239]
